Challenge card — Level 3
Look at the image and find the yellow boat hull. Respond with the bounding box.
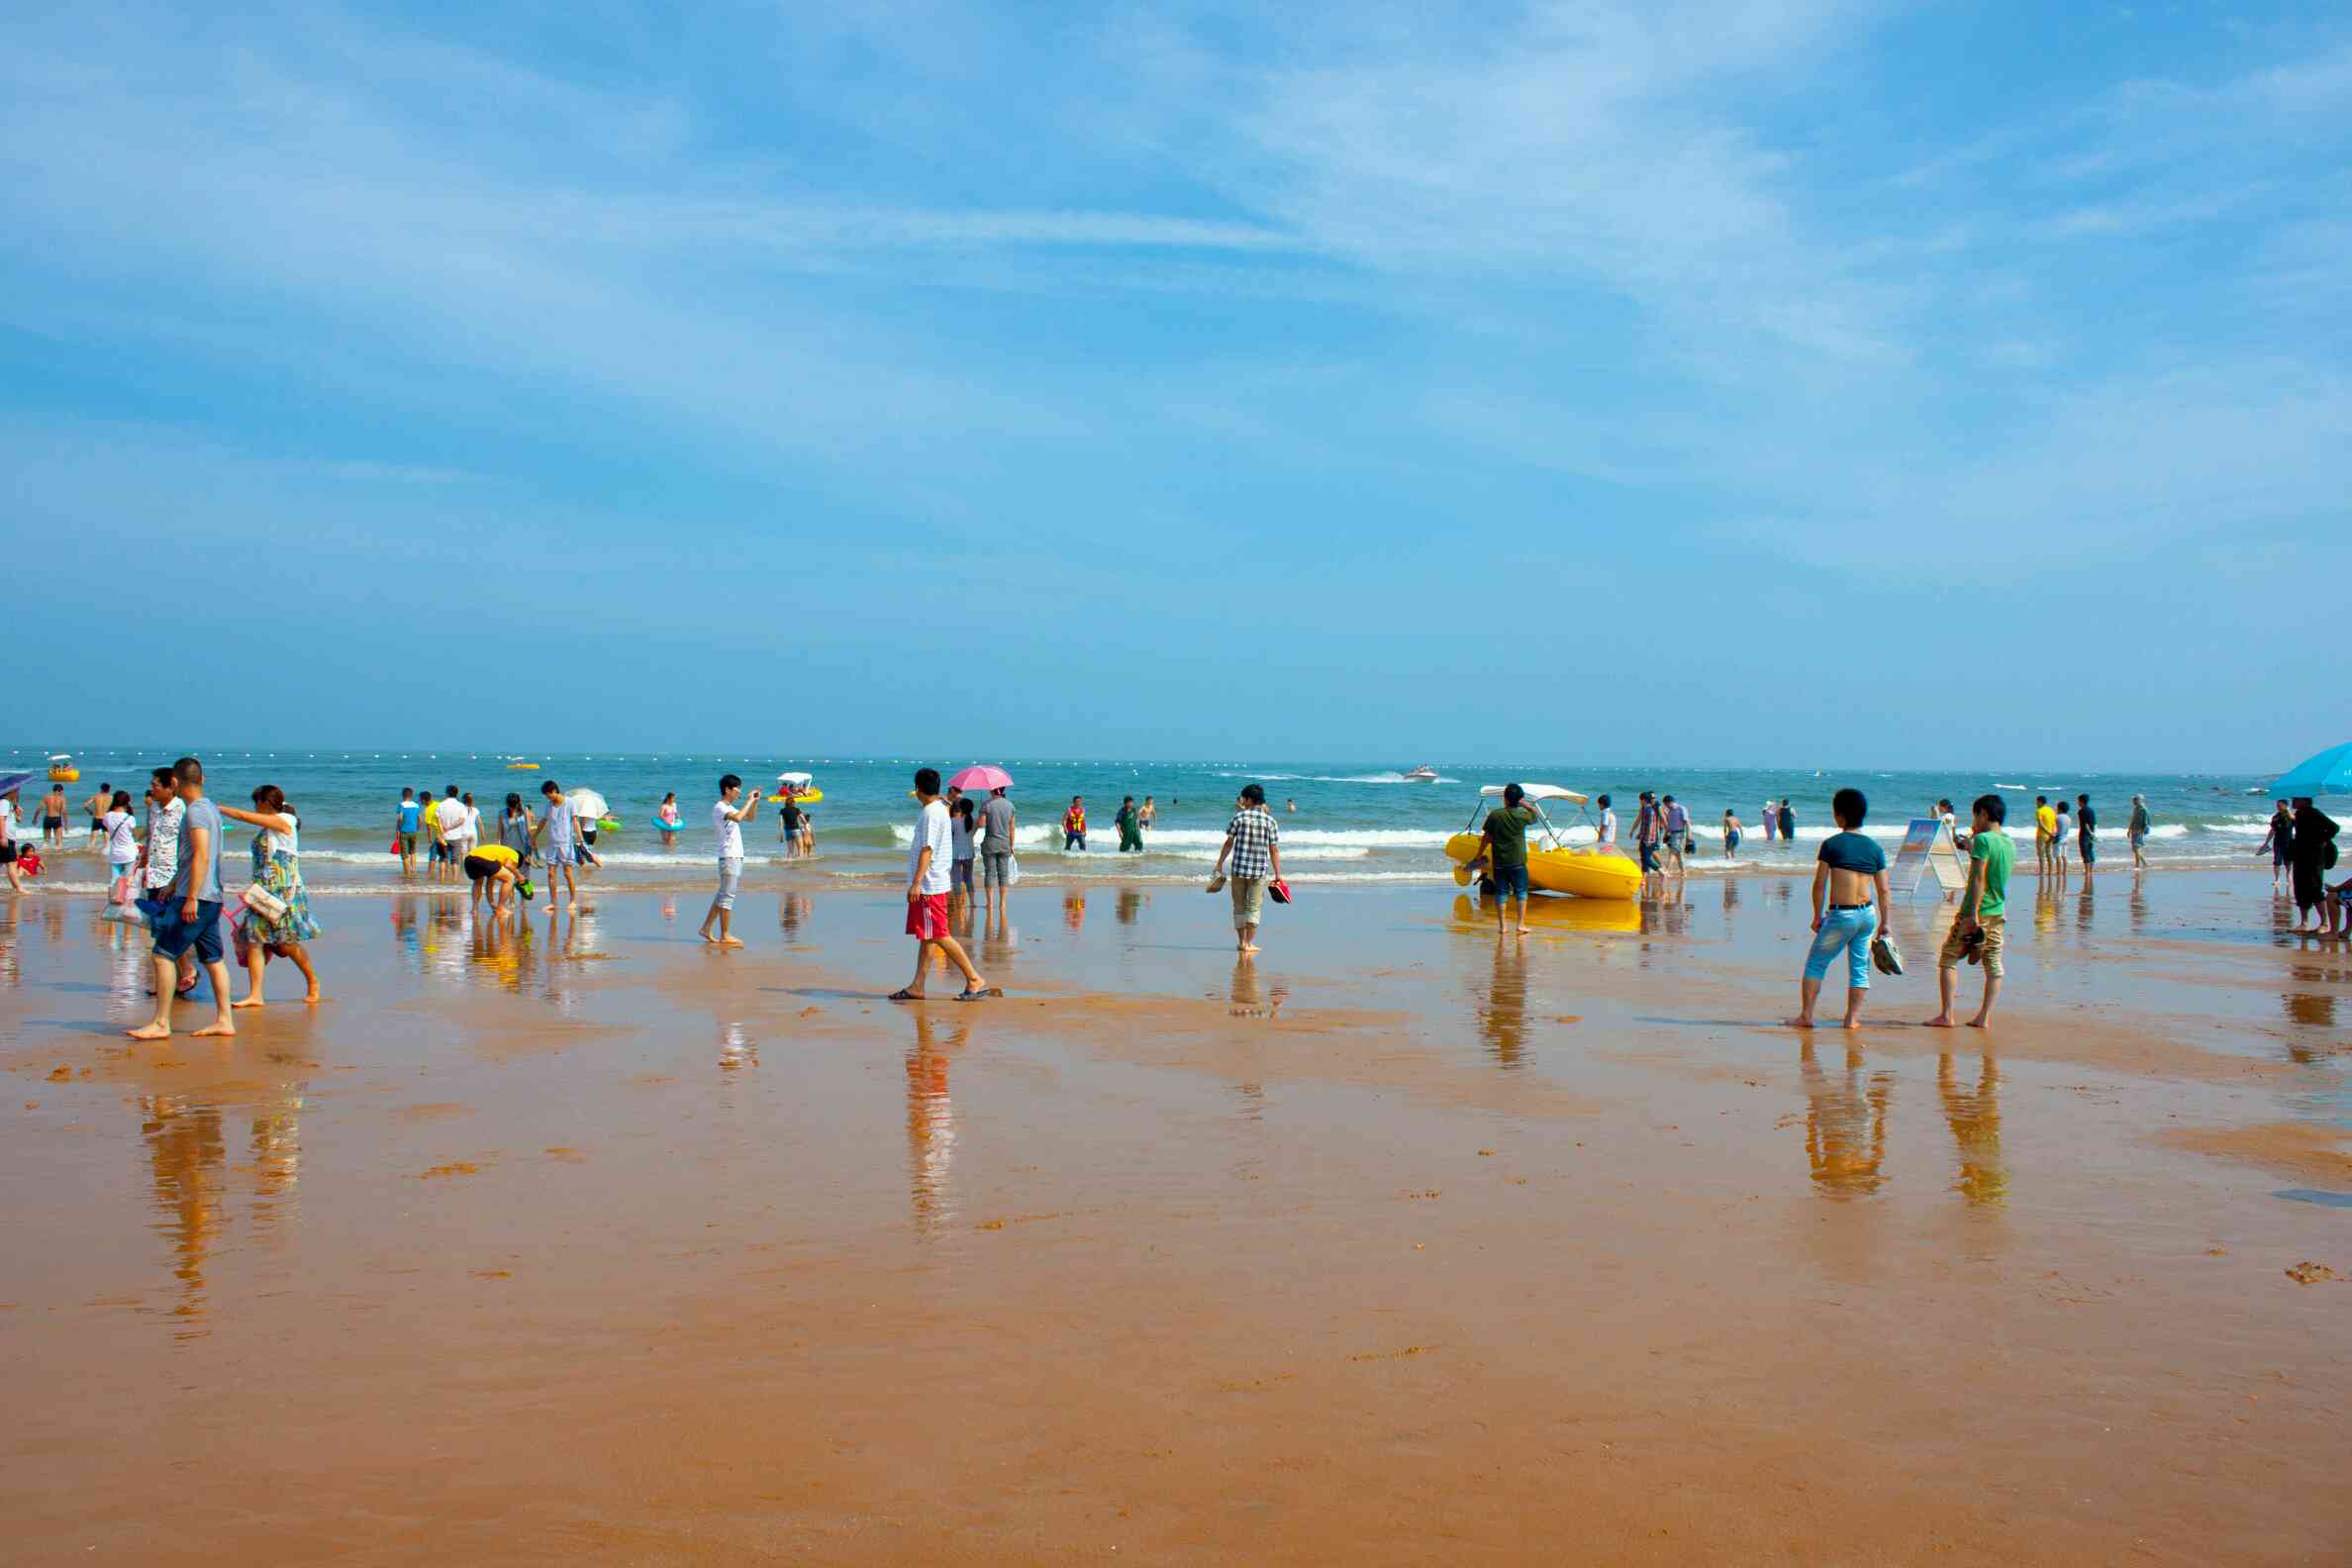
[1445,833,1641,901]
[48,766,79,782]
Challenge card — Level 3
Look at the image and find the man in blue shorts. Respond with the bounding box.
[127,756,235,1041]
[1476,782,1539,935]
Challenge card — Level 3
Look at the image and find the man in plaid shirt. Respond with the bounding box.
[1212,783,1286,954]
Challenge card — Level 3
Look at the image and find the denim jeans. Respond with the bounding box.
[1803,905,1878,990]
[709,857,742,915]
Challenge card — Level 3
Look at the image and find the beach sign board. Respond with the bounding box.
[1891,819,1971,899]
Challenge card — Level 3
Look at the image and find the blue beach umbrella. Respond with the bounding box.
[2270,741,2352,799]
[0,771,34,797]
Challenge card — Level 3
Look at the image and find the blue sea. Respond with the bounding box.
[4,746,2289,895]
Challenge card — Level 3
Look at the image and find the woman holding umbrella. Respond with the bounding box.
[950,765,1018,923]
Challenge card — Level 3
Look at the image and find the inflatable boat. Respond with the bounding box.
[1444,783,1641,901]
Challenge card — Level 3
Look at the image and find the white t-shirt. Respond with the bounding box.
[462,805,483,842]
[543,801,574,850]
[0,799,14,842]
[1598,807,1617,845]
[441,801,475,846]
[908,800,953,895]
[713,798,743,860]
[102,809,138,861]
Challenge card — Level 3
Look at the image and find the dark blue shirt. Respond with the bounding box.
[1817,831,1886,875]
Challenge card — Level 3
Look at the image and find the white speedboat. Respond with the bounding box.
[1403,765,1440,782]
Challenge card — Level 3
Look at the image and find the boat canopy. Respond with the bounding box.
[777,771,815,786]
[1479,783,1587,804]
[47,752,71,763]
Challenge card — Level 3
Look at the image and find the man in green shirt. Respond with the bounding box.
[1927,793,2013,1028]
[1476,783,1540,935]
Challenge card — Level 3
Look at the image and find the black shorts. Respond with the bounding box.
[0,842,15,864]
[42,816,62,831]
[463,854,506,882]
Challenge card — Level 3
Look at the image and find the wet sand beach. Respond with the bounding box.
[3,872,2348,1563]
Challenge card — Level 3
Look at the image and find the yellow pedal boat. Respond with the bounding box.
[1445,783,1641,901]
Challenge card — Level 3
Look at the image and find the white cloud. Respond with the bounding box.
[0,0,2344,588]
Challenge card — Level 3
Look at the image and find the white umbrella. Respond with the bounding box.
[566,788,609,822]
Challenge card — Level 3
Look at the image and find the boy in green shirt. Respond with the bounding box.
[1475,783,1539,935]
[1927,793,2012,1028]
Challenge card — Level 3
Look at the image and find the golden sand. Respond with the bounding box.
[1,872,2347,1563]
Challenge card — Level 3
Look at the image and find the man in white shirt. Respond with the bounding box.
[698,774,762,947]
[443,789,480,869]
[431,787,467,881]
[891,767,989,1002]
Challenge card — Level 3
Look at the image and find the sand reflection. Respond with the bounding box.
[467,918,527,991]
[2281,987,2336,1038]
[720,1020,758,1074]
[1478,937,1528,1071]
[140,1096,227,1340]
[1799,1042,1893,1199]
[1936,1052,2007,1209]
[1228,954,1287,1021]
[906,1012,966,1238]
[778,892,812,944]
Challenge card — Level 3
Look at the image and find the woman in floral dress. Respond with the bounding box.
[219,784,323,1007]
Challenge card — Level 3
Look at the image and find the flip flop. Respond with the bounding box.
[888,988,925,1003]
[953,986,1001,1002]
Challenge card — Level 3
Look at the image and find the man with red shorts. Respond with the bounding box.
[891,767,992,1003]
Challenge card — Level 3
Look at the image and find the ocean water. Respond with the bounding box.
[3,746,2294,896]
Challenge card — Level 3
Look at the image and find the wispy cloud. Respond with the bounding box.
[0,0,2345,580]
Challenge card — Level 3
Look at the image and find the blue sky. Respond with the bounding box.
[3,1,2345,766]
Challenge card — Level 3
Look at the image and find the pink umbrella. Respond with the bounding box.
[948,764,1014,792]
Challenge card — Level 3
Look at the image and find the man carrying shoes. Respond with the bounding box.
[1210,784,1285,955]
[1926,793,2013,1029]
